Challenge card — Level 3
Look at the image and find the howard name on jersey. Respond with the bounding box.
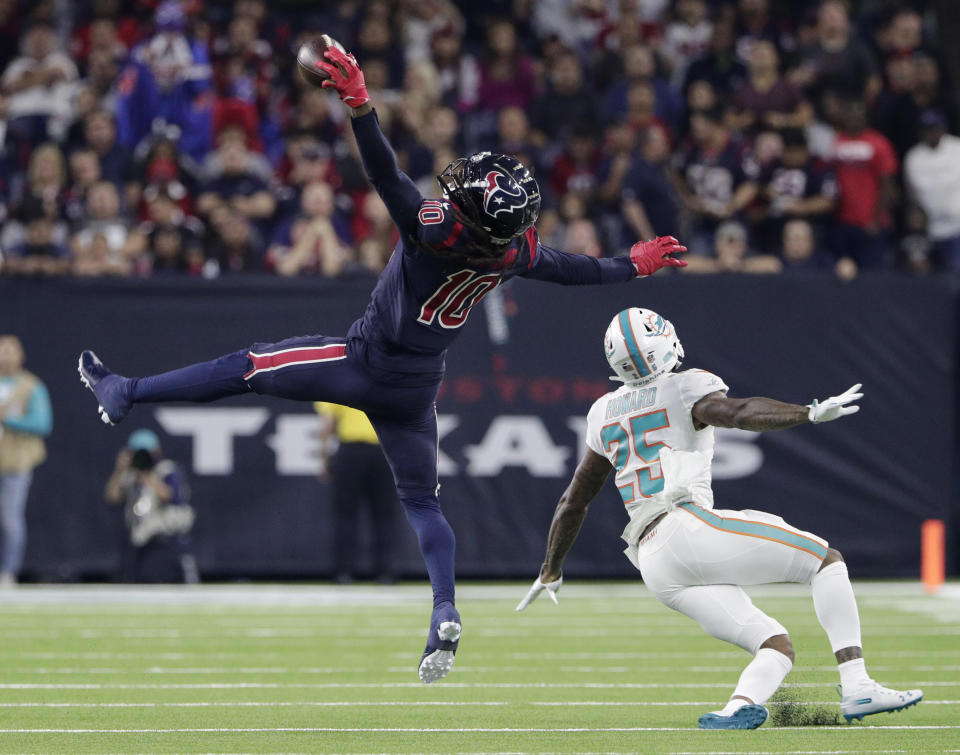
[585,368,729,535]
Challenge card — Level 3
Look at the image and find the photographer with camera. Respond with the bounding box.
[104,429,198,584]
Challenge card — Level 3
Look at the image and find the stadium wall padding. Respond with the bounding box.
[2,273,956,580]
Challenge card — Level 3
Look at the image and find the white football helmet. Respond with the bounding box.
[604,308,684,385]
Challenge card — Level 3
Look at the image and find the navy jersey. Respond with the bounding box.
[346,110,635,376]
[679,137,758,215]
[760,158,837,215]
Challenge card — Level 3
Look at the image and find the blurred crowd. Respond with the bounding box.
[1,0,958,279]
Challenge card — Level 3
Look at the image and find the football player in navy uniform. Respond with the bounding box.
[79,45,687,683]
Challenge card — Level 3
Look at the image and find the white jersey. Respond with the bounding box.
[585,368,729,538]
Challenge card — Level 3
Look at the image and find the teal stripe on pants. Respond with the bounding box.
[677,503,827,560]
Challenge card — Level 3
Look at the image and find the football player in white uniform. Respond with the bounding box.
[518,307,922,729]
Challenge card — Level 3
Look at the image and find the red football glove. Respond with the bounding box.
[319,48,370,108]
[630,236,688,276]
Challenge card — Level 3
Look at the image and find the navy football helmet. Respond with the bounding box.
[438,152,541,248]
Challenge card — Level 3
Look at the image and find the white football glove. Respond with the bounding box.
[807,383,863,424]
[516,575,563,611]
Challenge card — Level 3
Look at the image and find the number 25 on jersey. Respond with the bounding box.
[601,409,671,504]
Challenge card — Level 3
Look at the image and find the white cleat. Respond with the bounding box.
[417,620,461,684]
[76,356,114,425]
[841,681,922,722]
[77,350,131,425]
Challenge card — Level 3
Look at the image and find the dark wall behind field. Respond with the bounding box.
[2,273,956,580]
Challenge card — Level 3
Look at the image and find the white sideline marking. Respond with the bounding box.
[0,701,512,708]
[0,664,809,675]
[1,726,958,734]
[499,650,960,660]
[533,700,956,706]
[96,752,915,755]
[392,664,960,674]
[0,581,944,608]
[0,681,954,690]
[0,700,955,708]
[0,752,923,755]
[3,626,957,640]
[1,648,954,662]
[80,752,926,755]
[5,667,376,675]
[2,652,268,660]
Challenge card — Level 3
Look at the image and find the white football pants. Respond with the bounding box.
[636,503,828,653]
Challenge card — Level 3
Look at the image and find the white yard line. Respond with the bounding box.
[499,650,960,659]
[0,700,955,708]
[85,751,916,755]
[1,725,957,734]
[0,681,956,690]
[0,581,949,607]
[2,626,956,640]
[2,649,954,662]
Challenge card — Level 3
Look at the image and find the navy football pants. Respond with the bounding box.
[129,334,455,606]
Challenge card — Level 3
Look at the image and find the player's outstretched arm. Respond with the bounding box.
[523,236,686,286]
[317,48,423,237]
[692,384,863,432]
[517,449,612,610]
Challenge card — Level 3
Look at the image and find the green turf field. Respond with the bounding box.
[0,582,955,754]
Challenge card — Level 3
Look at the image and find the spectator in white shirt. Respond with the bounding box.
[904,110,960,270]
[1,22,78,152]
[663,0,713,87]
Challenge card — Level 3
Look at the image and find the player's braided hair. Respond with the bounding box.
[411,203,516,269]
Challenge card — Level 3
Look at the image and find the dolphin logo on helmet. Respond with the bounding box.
[604,308,684,385]
[642,311,671,338]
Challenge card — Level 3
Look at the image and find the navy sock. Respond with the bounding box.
[131,349,252,403]
[399,494,455,607]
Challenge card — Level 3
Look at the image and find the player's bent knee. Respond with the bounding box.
[818,547,844,571]
[760,633,795,663]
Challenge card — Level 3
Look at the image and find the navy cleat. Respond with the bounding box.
[417,600,461,683]
[77,350,132,426]
[840,682,922,722]
[698,704,768,730]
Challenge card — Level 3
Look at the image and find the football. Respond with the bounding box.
[297,34,348,88]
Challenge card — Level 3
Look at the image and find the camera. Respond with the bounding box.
[130,449,156,471]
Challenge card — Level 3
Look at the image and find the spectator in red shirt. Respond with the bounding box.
[832,100,898,269]
[548,123,600,203]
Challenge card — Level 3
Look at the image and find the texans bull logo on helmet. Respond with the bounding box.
[437,151,541,249]
[482,170,529,219]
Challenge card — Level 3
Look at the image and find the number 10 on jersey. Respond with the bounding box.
[601,409,671,504]
[418,270,501,329]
